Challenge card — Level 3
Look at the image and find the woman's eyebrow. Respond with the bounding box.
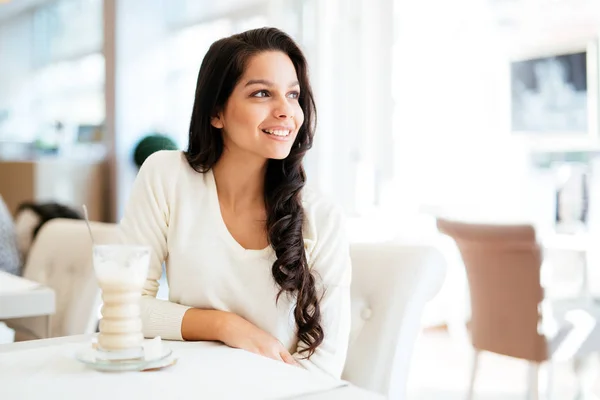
[245,79,300,87]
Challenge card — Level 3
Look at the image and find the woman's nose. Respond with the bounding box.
[273,97,294,119]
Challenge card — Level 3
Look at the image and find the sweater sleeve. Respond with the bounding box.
[118,151,191,341]
[293,201,352,379]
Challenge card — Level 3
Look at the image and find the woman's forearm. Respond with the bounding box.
[185,308,296,365]
[181,308,231,341]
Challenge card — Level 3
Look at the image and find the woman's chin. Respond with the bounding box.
[268,151,293,160]
[263,145,294,160]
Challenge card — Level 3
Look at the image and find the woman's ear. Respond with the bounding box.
[211,112,224,129]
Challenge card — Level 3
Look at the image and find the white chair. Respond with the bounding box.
[6,219,118,340]
[343,242,447,399]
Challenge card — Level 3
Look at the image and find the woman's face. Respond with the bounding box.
[211,51,305,161]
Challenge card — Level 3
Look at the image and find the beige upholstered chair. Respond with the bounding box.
[6,219,118,340]
[437,218,599,400]
[343,243,446,399]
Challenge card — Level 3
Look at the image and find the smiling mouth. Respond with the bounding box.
[262,129,291,137]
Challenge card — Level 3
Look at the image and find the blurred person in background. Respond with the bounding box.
[13,202,82,265]
[0,196,20,275]
[119,27,351,378]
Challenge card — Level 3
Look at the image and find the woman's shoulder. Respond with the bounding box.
[140,150,211,197]
[141,150,187,172]
[139,150,192,186]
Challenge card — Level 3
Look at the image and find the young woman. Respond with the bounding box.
[119,27,351,378]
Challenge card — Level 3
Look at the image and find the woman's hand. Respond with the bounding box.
[219,313,300,367]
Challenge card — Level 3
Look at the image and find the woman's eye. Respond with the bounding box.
[252,90,299,99]
[252,90,269,98]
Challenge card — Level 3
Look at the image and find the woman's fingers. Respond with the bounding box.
[280,351,300,367]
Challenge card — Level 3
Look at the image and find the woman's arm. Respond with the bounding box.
[119,151,192,340]
[293,205,352,378]
[181,309,229,341]
[192,309,299,366]
[122,152,239,342]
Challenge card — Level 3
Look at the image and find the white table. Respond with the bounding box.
[0,335,384,400]
[0,271,55,338]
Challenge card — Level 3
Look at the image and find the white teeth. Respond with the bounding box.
[264,129,290,136]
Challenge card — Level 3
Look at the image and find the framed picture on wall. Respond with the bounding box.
[510,40,599,150]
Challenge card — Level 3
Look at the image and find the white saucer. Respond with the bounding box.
[75,342,173,372]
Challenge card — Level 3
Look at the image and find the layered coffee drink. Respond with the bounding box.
[93,245,150,358]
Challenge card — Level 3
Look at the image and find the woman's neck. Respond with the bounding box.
[212,149,267,213]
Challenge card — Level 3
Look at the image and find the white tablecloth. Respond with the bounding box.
[0,337,350,400]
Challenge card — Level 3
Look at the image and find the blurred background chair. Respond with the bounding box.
[5,218,118,340]
[343,242,446,399]
[437,218,600,400]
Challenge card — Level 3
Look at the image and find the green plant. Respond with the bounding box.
[133,133,178,168]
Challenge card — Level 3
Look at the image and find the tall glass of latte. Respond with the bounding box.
[93,244,150,360]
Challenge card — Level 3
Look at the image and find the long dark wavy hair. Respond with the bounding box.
[184,27,322,357]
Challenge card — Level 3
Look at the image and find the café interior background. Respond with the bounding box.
[3,0,600,398]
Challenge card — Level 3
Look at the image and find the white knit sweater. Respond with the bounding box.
[119,150,352,378]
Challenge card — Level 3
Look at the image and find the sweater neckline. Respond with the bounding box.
[207,169,273,259]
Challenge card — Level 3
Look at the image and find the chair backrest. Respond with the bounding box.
[343,243,446,399]
[436,218,548,362]
[16,219,118,338]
